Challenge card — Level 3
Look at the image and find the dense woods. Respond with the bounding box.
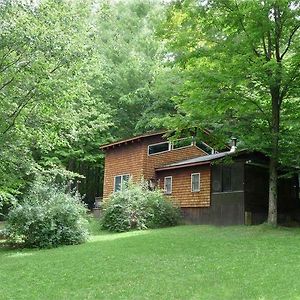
[0,0,176,210]
[0,0,299,225]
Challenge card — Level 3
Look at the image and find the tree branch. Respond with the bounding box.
[280,24,300,60]
[0,77,15,92]
[2,89,36,135]
[233,1,261,58]
[280,61,300,104]
[2,61,65,135]
[274,5,282,62]
[247,97,271,128]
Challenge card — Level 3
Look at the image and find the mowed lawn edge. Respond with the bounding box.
[1,225,300,300]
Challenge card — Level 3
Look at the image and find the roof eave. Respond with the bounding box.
[155,161,211,172]
[99,131,167,151]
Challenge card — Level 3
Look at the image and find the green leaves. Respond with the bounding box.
[162,0,300,166]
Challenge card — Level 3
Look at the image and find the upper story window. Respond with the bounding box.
[172,138,193,150]
[148,138,215,156]
[191,173,201,192]
[164,176,172,194]
[196,141,217,155]
[114,174,130,192]
[148,142,170,155]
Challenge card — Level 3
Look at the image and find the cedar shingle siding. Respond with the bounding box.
[156,165,211,207]
[102,134,208,202]
[101,133,300,225]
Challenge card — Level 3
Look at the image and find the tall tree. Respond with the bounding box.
[90,0,176,138]
[162,0,300,225]
[0,0,112,206]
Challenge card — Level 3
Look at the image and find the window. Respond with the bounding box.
[164,176,172,194]
[114,174,130,192]
[212,164,243,193]
[191,173,200,192]
[196,141,216,155]
[172,138,193,150]
[222,166,231,192]
[148,142,170,155]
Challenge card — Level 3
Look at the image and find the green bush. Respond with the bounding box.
[101,181,180,232]
[5,183,89,248]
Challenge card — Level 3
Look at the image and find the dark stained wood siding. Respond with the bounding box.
[244,164,269,224]
[182,192,245,225]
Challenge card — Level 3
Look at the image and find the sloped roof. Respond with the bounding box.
[155,150,246,171]
[100,131,166,150]
[99,128,214,151]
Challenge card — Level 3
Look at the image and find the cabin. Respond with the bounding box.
[99,132,300,225]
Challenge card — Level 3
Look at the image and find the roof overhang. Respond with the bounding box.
[155,161,211,172]
[99,131,166,151]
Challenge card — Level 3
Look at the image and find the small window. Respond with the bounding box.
[222,166,231,192]
[191,173,200,192]
[164,176,172,194]
[172,138,193,150]
[114,174,130,192]
[196,141,216,155]
[148,142,170,155]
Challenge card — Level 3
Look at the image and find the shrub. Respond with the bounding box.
[101,181,180,232]
[5,183,89,248]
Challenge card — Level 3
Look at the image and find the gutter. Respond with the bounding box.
[155,161,211,172]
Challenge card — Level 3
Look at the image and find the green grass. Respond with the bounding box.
[1,225,300,300]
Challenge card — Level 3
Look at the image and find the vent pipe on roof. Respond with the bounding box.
[230,137,237,152]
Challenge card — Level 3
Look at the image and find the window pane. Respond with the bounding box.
[172,138,192,150]
[222,166,232,192]
[148,142,169,155]
[231,163,243,191]
[212,165,222,192]
[122,174,130,182]
[191,174,200,192]
[114,176,122,192]
[164,177,172,194]
[122,174,130,189]
[196,141,215,154]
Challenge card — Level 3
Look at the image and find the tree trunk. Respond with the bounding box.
[268,90,280,226]
[268,157,278,225]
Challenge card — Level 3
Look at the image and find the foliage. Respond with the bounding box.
[89,0,175,138]
[0,0,174,208]
[0,0,113,205]
[101,181,180,232]
[5,182,89,248]
[161,0,300,224]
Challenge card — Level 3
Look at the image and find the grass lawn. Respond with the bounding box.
[1,224,300,300]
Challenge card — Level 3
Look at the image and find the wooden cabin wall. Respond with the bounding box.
[182,161,245,225]
[278,175,300,221]
[244,165,269,224]
[245,164,300,224]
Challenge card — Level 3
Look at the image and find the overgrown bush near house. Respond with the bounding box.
[5,183,89,248]
[101,181,180,232]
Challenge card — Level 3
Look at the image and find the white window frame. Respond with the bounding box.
[148,141,171,156]
[171,138,194,151]
[194,141,217,155]
[114,174,130,192]
[191,173,201,192]
[164,176,172,195]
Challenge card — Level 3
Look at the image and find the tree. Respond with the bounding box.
[162,0,300,225]
[90,0,176,138]
[0,0,112,206]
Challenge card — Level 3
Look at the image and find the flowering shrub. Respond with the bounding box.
[5,183,89,248]
[101,181,180,232]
